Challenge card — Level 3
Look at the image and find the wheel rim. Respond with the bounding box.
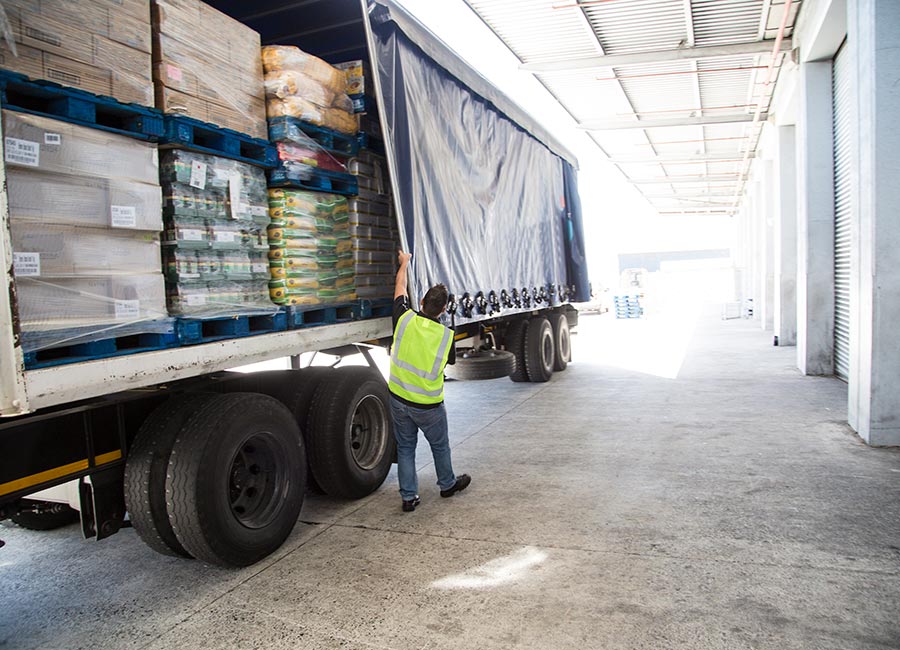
[542,329,554,369]
[349,395,389,471]
[228,432,288,529]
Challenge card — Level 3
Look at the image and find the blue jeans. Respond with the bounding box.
[390,397,456,501]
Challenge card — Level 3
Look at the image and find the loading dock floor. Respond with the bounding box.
[2,308,899,649]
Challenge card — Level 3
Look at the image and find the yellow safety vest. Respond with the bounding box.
[389,309,453,405]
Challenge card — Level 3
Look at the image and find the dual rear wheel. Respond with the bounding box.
[505,312,571,383]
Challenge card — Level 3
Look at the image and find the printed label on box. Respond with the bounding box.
[111,205,137,228]
[190,160,207,190]
[167,64,183,82]
[250,205,268,217]
[215,231,236,243]
[13,252,41,277]
[4,138,40,167]
[251,263,267,273]
[44,133,62,146]
[181,228,205,242]
[186,294,207,306]
[114,299,141,320]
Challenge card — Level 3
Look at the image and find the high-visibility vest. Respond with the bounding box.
[388,309,453,405]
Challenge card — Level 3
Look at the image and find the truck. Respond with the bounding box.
[0,0,590,567]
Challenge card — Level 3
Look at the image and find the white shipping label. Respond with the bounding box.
[251,263,267,273]
[185,294,207,306]
[228,171,242,219]
[250,205,268,217]
[111,205,137,228]
[190,160,207,190]
[114,299,141,320]
[181,229,204,242]
[13,252,41,277]
[44,133,62,145]
[4,137,40,167]
[215,231,236,243]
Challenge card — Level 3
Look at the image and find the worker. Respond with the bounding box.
[389,250,471,512]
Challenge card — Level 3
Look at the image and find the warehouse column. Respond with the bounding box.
[848,0,900,445]
[795,61,834,375]
[759,159,775,332]
[774,126,797,346]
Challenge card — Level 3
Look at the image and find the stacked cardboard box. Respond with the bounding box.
[160,149,272,316]
[347,150,400,300]
[267,189,355,306]
[4,110,166,348]
[0,0,153,105]
[151,0,266,138]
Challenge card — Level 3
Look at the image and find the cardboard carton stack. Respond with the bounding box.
[151,0,266,138]
[4,110,167,349]
[0,0,153,105]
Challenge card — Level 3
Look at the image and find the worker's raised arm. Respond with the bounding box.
[395,250,412,299]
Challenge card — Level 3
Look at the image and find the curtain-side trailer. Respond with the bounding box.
[0,0,590,566]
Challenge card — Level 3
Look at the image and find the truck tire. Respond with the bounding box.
[124,392,219,558]
[525,317,555,382]
[445,349,516,380]
[306,367,395,499]
[551,313,571,372]
[166,393,306,567]
[11,500,79,531]
[505,318,530,382]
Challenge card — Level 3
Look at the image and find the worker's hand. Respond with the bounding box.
[398,250,412,267]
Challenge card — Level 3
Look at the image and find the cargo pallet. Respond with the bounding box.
[282,303,356,329]
[175,311,287,345]
[268,165,359,196]
[159,114,278,168]
[268,116,361,157]
[0,69,164,140]
[22,320,179,370]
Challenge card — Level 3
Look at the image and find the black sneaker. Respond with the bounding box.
[402,496,421,512]
[440,474,471,498]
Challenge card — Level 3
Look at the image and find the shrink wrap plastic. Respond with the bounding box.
[5,112,168,351]
[160,149,274,317]
[266,189,356,306]
[262,45,357,135]
[152,0,266,138]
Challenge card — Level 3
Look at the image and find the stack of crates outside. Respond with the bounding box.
[0,0,153,105]
[614,294,642,319]
[266,189,355,307]
[4,110,168,351]
[160,150,272,316]
[348,150,399,301]
[151,0,266,138]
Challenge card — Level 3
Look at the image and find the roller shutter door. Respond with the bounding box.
[832,42,852,381]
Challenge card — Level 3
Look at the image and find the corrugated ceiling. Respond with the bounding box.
[465,0,801,216]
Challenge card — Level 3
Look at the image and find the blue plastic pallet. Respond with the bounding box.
[176,311,287,345]
[268,166,359,196]
[160,115,277,168]
[352,299,393,320]
[0,69,164,140]
[268,116,360,156]
[282,303,356,329]
[23,328,179,369]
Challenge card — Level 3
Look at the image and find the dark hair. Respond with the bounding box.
[421,284,449,318]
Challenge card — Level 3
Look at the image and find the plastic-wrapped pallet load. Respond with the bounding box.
[346,151,400,300]
[160,150,272,317]
[0,0,153,106]
[262,45,358,135]
[151,0,266,138]
[4,110,168,350]
[267,189,356,306]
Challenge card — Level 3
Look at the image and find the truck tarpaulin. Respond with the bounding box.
[364,0,590,315]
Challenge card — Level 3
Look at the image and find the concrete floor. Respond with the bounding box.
[1,308,899,650]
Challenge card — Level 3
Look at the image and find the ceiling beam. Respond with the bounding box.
[520,39,792,73]
[579,114,765,130]
[629,175,746,185]
[608,153,754,164]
